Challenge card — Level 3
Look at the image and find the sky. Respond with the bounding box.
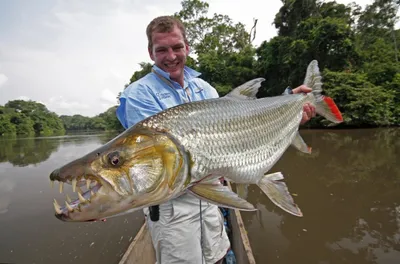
[0,0,395,117]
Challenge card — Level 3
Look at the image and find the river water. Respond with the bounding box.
[0,128,399,264]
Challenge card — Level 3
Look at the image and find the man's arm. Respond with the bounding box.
[116,84,163,129]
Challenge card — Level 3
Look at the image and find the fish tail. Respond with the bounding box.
[304,60,343,124]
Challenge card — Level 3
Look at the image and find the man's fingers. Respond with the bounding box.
[300,103,316,125]
[293,85,312,94]
[300,112,308,125]
[310,105,316,117]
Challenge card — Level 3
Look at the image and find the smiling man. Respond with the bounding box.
[116,16,315,264]
[117,16,230,264]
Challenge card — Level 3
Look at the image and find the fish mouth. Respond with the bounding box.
[50,168,106,221]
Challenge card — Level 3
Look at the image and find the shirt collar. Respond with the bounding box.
[152,64,201,84]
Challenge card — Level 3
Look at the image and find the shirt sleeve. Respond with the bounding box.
[116,84,163,129]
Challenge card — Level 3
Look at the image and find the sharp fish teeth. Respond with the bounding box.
[66,194,72,203]
[78,192,86,203]
[86,179,91,189]
[53,199,62,214]
[50,180,54,188]
[72,179,77,192]
[59,182,64,193]
[65,201,74,212]
[91,190,95,196]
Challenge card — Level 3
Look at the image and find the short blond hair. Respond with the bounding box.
[146,16,188,49]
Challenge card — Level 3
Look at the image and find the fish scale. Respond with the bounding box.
[49,60,344,221]
[139,92,310,184]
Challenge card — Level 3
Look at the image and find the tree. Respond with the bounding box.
[1,100,65,136]
[129,62,153,84]
[273,0,318,37]
[174,0,257,94]
[256,1,359,97]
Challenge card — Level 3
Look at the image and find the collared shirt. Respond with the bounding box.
[116,65,219,129]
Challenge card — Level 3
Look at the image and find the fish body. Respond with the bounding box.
[50,60,343,222]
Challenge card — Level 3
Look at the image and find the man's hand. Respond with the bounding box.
[292,85,316,125]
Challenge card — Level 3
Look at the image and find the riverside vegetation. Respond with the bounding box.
[1,0,399,137]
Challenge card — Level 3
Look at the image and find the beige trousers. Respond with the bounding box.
[144,193,230,264]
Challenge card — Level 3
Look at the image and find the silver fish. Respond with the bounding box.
[49,60,343,221]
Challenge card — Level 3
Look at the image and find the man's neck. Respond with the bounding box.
[171,76,184,88]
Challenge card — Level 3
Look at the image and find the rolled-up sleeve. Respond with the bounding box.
[116,84,163,129]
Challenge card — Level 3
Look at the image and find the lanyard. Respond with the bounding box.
[152,69,192,103]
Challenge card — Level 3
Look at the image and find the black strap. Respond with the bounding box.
[149,205,160,222]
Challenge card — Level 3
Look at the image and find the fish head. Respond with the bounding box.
[49,128,187,222]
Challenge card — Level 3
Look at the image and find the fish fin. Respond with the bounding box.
[236,183,249,199]
[225,78,265,100]
[257,172,303,217]
[304,60,343,124]
[282,86,293,95]
[188,183,256,211]
[291,132,312,154]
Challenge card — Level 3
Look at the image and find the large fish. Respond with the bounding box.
[50,60,343,222]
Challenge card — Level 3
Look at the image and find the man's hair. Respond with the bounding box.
[146,16,188,50]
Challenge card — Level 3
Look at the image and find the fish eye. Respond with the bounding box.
[108,151,122,167]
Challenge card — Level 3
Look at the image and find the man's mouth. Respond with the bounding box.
[164,62,180,69]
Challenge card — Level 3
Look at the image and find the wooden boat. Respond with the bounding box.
[119,208,255,264]
[119,183,256,264]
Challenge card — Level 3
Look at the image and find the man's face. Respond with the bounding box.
[149,26,189,85]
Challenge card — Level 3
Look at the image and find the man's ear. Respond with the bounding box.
[185,43,190,56]
[148,47,155,61]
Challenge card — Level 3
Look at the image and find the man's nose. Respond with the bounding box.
[166,48,177,60]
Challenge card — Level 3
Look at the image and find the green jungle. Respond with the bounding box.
[1,0,399,137]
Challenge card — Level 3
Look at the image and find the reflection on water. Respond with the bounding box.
[242,128,400,264]
[1,129,399,264]
[0,132,144,264]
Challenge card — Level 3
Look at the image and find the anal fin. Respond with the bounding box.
[236,183,249,199]
[291,132,312,154]
[257,172,303,217]
[188,183,256,211]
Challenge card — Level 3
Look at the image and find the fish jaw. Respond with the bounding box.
[49,127,188,222]
[49,151,134,222]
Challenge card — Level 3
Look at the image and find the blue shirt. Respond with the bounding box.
[116,65,219,129]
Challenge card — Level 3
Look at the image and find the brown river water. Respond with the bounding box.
[0,128,399,264]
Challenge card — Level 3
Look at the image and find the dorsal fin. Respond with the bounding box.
[225,78,265,100]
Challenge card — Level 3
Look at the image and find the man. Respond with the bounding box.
[117,16,315,264]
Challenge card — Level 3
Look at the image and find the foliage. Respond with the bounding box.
[60,106,123,132]
[129,62,153,84]
[119,0,400,127]
[322,70,396,126]
[3,0,398,134]
[0,100,65,137]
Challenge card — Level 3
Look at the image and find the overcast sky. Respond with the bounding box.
[0,0,394,117]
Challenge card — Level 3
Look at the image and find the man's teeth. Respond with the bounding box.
[166,62,179,68]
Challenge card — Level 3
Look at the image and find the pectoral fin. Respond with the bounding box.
[188,183,256,211]
[291,132,312,154]
[257,172,303,217]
